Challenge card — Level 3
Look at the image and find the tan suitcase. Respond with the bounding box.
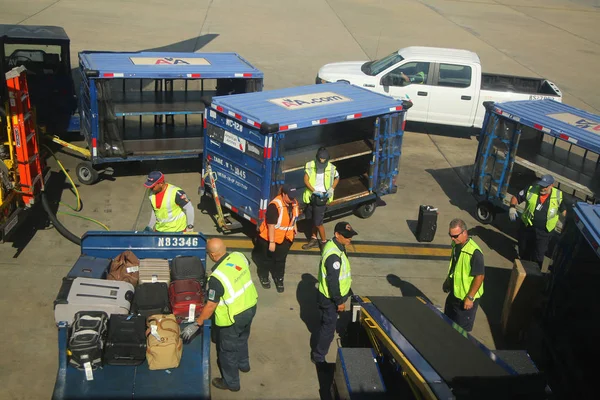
[139,259,171,285]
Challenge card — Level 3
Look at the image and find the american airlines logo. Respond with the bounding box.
[269,92,352,110]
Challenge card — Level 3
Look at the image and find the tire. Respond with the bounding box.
[475,202,495,224]
[354,201,377,219]
[76,161,99,185]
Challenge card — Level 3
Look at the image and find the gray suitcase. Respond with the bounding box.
[139,259,171,284]
[54,277,134,325]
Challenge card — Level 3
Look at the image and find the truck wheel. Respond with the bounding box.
[76,161,99,185]
[354,201,377,219]
[475,202,495,224]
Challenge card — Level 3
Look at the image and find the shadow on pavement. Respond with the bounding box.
[386,273,433,304]
[469,225,518,262]
[406,121,478,139]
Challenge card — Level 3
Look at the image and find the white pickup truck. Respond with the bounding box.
[316,47,562,128]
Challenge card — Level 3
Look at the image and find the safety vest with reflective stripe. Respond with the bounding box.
[447,238,484,300]
[209,252,258,327]
[149,184,187,232]
[258,195,299,244]
[303,160,337,204]
[521,186,562,232]
[318,240,352,299]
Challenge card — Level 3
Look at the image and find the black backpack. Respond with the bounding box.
[68,311,108,371]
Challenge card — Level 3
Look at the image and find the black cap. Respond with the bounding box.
[316,147,330,162]
[281,183,298,199]
[334,221,358,238]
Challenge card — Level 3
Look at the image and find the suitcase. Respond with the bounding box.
[104,314,147,366]
[67,255,112,279]
[416,205,438,242]
[132,282,171,317]
[68,311,109,371]
[169,279,204,323]
[171,255,205,284]
[139,258,171,285]
[54,277,134,325]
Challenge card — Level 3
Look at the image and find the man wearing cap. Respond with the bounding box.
[144,171,195,233]
[311,222,357,364]
[509,174,567,268]
[254,184,299,292]
[302,147,340,250]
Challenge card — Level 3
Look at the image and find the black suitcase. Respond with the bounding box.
[68,311,109,370]
[67,255,112,279]
[132,282,171,317]
[171,255,205,284]
[104,314,147,366]
[416,205,438,242]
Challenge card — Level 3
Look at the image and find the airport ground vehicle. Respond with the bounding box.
[200,82,409,231]
[317,46,562,128]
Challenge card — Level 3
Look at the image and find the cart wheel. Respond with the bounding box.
[76,162,99,185]
[354,201,377,219]
[475,202,495,224]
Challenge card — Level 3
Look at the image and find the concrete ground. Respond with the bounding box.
[0,0,598,399]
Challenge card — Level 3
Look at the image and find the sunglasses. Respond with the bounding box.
[449,230,464,239]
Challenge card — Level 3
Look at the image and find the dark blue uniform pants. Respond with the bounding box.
[444,293,479,332]
[217,305,257,389]
[312,292,338,362]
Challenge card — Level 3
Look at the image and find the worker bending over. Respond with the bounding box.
[144,171,194,232]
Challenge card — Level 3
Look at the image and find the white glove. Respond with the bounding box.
[326,188,334,198]
[181,323,200,343]
[509,207,518,222]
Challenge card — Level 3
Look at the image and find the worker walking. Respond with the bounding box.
[302,147,340,250]
[509,174,566,268]
[443,219,484,332]
[311,222,357,364]
[255,184,299,292]
[144,171,194,233]
[181,238,258,392]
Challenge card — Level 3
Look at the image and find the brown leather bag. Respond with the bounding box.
[107,250,140,286]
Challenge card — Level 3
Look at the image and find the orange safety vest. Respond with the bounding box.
[259,195,299,244]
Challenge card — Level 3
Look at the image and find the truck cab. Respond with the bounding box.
[0,24,78,133]
[317,46,562,128]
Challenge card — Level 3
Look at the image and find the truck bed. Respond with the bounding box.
[481,73,559,96]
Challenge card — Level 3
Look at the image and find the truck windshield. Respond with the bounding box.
[362,52,404,76]
[4,43,65,75]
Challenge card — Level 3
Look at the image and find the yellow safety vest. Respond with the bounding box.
[521,186,562,232]
[303,160,337,204]
[209,252,258,327]
[447,238,484,300]
[318,240,352,299]
[149,184,187,232]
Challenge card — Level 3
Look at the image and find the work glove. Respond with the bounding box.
[509,207,518,222]
[326,188,334,198]
[181,323,200,344]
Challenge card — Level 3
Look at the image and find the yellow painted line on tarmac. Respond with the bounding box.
[212,236,451,260]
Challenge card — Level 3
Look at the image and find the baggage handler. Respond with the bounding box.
[181,238,258,392]
[144,171,194,232]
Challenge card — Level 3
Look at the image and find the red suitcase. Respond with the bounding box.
[168,279,204,323]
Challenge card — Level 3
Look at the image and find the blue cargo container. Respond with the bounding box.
[470,99,600,224]
[76,51,263,185]
[201,82,409,228]
[52,231,211,400]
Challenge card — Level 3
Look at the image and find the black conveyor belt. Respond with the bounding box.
[369,297,547,399]
[370,297,509,382]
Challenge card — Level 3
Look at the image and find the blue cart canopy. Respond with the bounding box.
[574,202,600,256]
[210,82,407,131]
[79,51,263,79]
[492,99,600,154]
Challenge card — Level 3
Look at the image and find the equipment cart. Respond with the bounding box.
[200,82,409,231]
[52,231,211,399]
[76,51,263,185]
[470,99,600,224]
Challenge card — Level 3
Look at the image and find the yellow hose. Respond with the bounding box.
[42,144,109,231]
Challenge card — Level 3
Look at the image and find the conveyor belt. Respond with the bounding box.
[370,297,509,383]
